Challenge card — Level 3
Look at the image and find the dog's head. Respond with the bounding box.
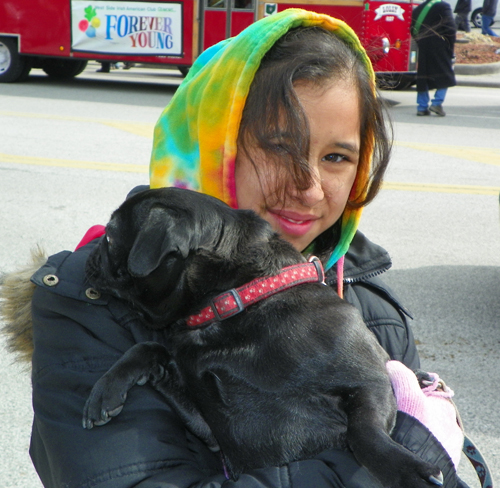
[85,187,301,328]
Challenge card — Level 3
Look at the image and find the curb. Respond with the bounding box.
[454,61,500,75]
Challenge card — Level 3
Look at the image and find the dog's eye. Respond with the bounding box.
[106,235,113,246]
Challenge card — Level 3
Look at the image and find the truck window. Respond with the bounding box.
[234,0,254,9]
[207,0,226,8]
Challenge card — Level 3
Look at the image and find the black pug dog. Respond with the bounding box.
[83,187,442,488]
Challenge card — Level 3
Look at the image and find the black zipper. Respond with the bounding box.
[325,264,391,286]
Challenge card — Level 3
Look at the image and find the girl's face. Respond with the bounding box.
[235,79,361,252]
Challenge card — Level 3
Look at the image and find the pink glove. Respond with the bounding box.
[386,360,464,468]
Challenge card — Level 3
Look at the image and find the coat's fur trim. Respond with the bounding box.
[0,247,47,363]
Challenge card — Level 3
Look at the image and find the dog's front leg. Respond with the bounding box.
[82,342,218,451]
[344,386,444,488]
[83,342,169,429]
[152,360,220,452]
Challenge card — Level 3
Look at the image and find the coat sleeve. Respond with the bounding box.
[29,246,381,488]
[437,2,457,53]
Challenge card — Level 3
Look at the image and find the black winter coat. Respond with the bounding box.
[454,0,471,14]
[28,231,459,488]
[412,0,457,91]
[482,0,498,18]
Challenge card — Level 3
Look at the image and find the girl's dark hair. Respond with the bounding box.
[237,26,393,257]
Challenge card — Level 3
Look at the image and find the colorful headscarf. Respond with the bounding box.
[150,8,376,272]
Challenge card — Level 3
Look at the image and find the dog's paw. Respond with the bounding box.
[82,370,148,429]
[392,468,443,488]
[414,370,435,388]
[377,456,444,488]
[82,343,168,429]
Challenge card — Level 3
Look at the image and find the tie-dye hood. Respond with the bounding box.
[150,8,376,272]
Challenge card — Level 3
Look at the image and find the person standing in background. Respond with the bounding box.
[411,0,457,117]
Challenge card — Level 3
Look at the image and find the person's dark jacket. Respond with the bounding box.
[411,0,457,91]
[26,221,464,488]
[482,0,499,18]
[454,0,471,14]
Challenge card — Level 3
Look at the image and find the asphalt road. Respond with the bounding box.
[1,64,499,487]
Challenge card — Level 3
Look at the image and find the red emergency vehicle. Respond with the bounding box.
[0,0,418,87]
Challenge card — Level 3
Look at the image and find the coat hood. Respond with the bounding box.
[149,8,376,271]
[0,247,47,364]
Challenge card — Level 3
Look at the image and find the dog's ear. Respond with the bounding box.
[127,206,192,278]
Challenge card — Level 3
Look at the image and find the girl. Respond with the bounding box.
[7,9,461,488]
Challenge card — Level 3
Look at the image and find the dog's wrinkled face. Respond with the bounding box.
[85,188,299,328]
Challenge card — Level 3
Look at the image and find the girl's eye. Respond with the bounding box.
[271,143,286,153]
[322,153,348,163]
[264,134,293,154]
[267,140,290,154]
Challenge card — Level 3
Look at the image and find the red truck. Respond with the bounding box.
[0,0,418,87]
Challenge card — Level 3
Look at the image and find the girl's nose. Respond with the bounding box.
[291,165,325,207]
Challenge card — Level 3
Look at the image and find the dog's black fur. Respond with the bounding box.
[83,187,441,487]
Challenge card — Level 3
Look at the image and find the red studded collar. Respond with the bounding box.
[186,257,325,328]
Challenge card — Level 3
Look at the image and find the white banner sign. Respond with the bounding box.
[71,1,183,56]
[374,4,405,21]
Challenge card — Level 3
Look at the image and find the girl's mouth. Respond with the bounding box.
[269,210,318,237]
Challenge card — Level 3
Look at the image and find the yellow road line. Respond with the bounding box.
[395,142,500,167]
[1,153,498,195]
[382,181,500,195]
[1,111,499,164]
[100,120,154,138]
[0,111,155,139]
[0,153,148,173]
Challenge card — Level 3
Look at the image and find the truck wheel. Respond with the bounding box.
[471,8,483,28]
[377,74,415,91]
[0,37,32,83]
[42,59,88,79]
